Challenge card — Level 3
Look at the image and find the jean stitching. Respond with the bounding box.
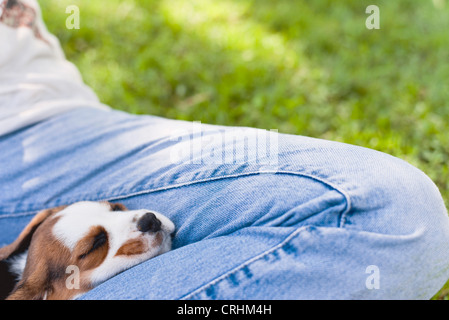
[179,225,313,300]
[0,170,352,223]
[0,212,37,219]
[104,170,351,225]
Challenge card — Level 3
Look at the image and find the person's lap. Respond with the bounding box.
[1,107,449,299]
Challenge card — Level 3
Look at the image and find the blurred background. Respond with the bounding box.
[40,0,449,298]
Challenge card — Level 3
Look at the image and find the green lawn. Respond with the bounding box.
[39,0,449,299]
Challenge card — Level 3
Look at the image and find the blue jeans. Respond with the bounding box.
[1,107,448,299]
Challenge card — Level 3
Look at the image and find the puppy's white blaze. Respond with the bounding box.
[52,202,117,250]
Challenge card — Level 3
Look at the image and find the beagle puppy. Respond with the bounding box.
[0,201,175,300]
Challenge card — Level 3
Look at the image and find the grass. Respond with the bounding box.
[39,0,449,298]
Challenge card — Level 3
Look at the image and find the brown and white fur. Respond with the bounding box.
[0,201,175,300]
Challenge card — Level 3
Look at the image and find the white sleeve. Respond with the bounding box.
[0,0,108,137]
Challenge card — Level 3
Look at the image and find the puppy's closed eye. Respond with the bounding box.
[74,227,109,271]
[78,229,108,260]
[91,231,108,251]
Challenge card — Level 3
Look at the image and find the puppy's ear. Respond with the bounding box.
[6,278,47,300]
[0,206,68,300]
[0,206,67,261]
[105,201,128,212]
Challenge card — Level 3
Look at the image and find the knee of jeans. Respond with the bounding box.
[342,148,449,239]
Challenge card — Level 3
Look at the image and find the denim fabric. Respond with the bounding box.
[1,107,448,299]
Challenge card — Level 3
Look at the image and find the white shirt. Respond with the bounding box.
[0,0,108,137]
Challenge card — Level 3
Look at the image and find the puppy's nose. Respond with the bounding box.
[137,212,161,233]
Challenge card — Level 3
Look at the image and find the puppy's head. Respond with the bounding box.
[0,201,175,300]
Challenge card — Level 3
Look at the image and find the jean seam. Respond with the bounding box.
[179,225,314,300]
[0,170,352,225]
[0,212,37,219]
[104,170,351,226]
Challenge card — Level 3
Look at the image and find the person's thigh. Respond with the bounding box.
[1,107,448,299]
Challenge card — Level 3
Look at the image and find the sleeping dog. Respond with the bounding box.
[0,201,175,300]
